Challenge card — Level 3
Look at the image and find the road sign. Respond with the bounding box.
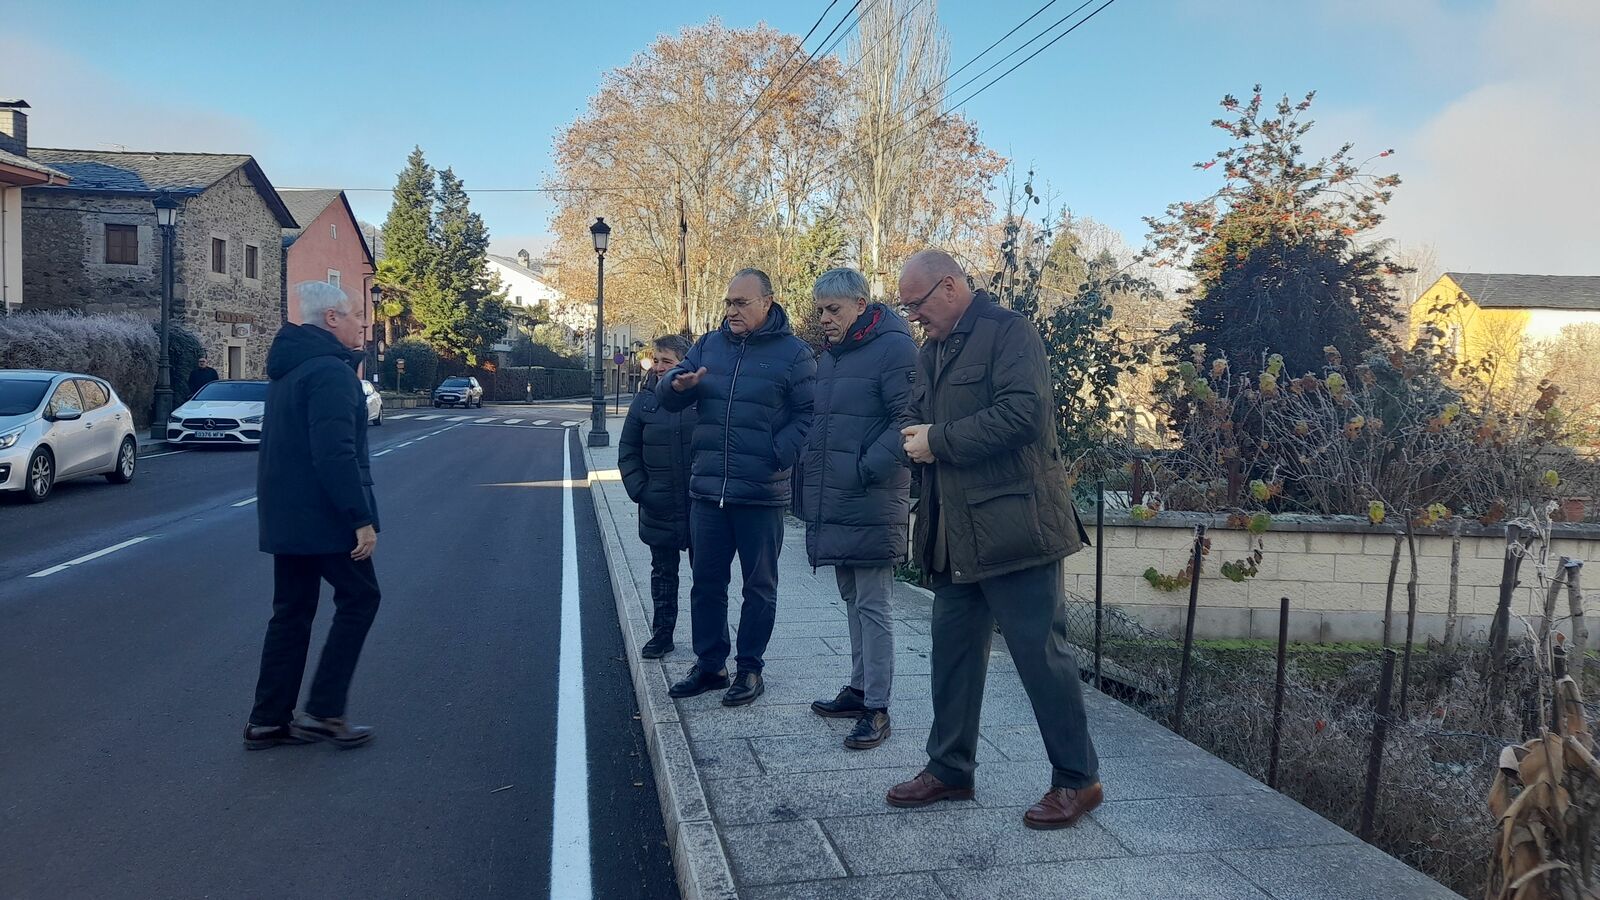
[613,352,626,365]
[396,358,407,372]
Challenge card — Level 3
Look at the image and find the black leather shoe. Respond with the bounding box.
[640,631,674,659]
[668,665,730,698]
[289,714,374,749]
[721,672,765,707]
[242,723,309,751]
[812,685,867,718]
[844,709,891,750]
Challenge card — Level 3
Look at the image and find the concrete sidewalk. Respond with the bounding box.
[584,420,1460,900]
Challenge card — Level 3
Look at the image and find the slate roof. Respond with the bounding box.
[1447,272,1600,312]
[487,253,553,284]
[26,149,297,227]
[0,147,69,181]
[277,188,373,264]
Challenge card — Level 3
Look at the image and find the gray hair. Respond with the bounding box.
[653,333,692,358]
[732,268,774,297]
[812,267,869,304]
[295,280,353,324]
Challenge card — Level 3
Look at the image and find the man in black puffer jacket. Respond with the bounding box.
[658,268,816,706]
[619,333,698,660]
[799,268,917,751]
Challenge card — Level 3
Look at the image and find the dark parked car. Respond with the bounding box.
[432,376,483,409]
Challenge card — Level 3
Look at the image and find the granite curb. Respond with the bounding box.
[584,437,739,900]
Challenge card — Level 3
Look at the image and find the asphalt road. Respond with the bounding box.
[0,402,676,899]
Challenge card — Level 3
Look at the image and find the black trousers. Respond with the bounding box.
[250,553,382,726]
[648,543,685,637]
[688,500,783,674]
[925,560,1099,790]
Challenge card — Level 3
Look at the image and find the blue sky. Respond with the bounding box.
[5,0,1596,274]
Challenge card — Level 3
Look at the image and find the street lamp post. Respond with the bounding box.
[150,193,179,442]
[587,217,611,447]
[369,282,383,386]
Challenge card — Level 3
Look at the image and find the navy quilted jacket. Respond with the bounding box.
[799,304,918,567]
[657,304,816,506]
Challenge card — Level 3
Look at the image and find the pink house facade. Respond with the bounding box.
[278,189,374,349]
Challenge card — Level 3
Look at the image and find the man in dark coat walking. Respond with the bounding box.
[188,357,220,397]
[658,268,815,706]
[619,333,698,660]
[799,268,917,750]
[245,280,381,751]
[886,250,1102,830]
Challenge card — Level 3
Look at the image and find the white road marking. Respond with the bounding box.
[533,420,551,426]
[502,418,522,425]
[416,414,442,421]
[232,496,257,507]
[388,413,416,420]
[561,421,580,427]
[28,536,152,579]
[141,449,190,459]
[398,441,414,448]
[474,417,497,423]
[550,430,592,898]
[448,415,472,422]
[373,448,394,456]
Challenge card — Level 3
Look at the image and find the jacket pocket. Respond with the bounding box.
[948,364,987,385]
[964,480,1045,567]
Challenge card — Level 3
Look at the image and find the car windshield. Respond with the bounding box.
[0,379,52,416]
[192,381,268,402]
[440,379,472,388]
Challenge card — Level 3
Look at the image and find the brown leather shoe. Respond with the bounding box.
[886,770,975,808]
[1023,782,1103,830]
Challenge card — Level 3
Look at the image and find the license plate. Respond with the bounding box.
[194,430,228,439]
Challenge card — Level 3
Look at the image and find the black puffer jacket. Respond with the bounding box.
[619,374,697,549]
[257,324,377,555]
[800,304,918,567]
[658,304,816,506]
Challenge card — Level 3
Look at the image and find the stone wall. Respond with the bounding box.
[1064,511,1600,644]
[20,168,284,377]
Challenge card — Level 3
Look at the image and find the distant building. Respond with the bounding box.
[0,100,70,312]
[17,118,296,378]
[1410,272,1600,369]
[279,188,375,347]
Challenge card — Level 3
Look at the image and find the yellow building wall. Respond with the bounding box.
[1409,275,1532,372]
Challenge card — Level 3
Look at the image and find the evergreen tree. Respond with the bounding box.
[382,146,435,288]
[411,167,508,364]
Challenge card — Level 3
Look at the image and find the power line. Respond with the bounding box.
[941,0,1097,104]
[293,186,669,193]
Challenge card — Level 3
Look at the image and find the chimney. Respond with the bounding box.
[516,249,531,270]
[0,100,30,157]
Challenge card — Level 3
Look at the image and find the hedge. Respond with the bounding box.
[488,366,591,402]
[383,336,439,393]
[0,312,159,425]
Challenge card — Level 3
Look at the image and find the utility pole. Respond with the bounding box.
[677,190,690,334]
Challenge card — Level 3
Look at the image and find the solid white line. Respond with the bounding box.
[141,449,191,459]
[561,421,580,427]
[502,418,522,425]
[533,420,551,426]
[373,448,394,456]
[416,414,442,421]
[232,496,257,507]
[550,430,592,898]
[28,536,152,578]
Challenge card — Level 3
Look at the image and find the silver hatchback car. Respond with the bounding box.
[0,370,138,503]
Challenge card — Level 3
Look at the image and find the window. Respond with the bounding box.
[193,381,268,402]
[244,244,259,280]
[46,380,83,418]
[211,238,227,274]
[330,223,337,239]
[74,379,109,411]
[328,269,340,289]
[105,224,138,265]
[515,295,523,305]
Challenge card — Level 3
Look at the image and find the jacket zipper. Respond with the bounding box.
[810,364,832,537]
[719,340,748,508]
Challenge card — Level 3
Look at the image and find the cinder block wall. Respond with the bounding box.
[1063,512,1600,644]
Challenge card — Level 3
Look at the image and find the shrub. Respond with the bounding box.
[162,324,204,398]
[489,366,591,402]
[383,336,438,392]
[0,312,159,424]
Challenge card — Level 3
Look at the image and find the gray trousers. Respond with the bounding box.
[835,565,895,709]
[925,560,1098,790]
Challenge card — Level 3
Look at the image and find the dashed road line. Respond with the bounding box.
[388,413,416,420]
[141,449,191,459]
[474,417,497,423]
[502,418,522,425]
[398,441,415,448]
[28,537,152,579]
[561,421,581,427]
[416,414,443,421]
[232,496,257,507]
[373,448,394,456]
[449,415,472,422]
[533,420,551,426]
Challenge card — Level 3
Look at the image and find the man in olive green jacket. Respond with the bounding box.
[886,250,1102,831]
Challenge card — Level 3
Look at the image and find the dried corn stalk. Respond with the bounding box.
[1487,676,1600,899]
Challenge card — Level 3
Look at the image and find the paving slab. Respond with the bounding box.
[585,425,1462,899]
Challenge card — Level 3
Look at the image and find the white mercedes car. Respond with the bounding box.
[0,370,138,504]
[168,379,268,446]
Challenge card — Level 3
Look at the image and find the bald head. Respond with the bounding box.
[898,249,973,340]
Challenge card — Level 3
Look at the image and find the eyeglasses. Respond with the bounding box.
[897,276,948,315]
[724,297,766,310]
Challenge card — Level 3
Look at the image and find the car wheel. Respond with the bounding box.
[105,436,137,484]
[373,409,383,426]
[24,447,54,504]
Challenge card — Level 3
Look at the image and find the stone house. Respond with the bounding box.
[278,188,375,343]
[0,100,71,312]
[20,146,296,379]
